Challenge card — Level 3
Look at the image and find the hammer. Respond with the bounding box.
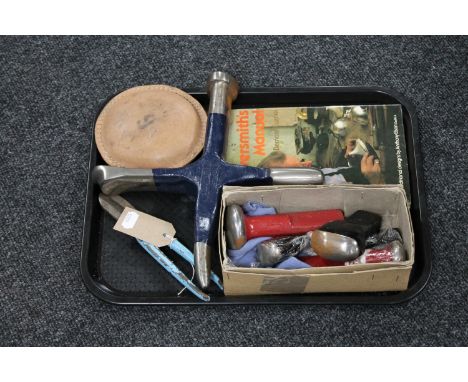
[93,71,324,289]
[225,205,344,249]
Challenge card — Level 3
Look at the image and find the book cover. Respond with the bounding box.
[224,105,411,200]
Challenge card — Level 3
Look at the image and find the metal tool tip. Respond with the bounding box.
[92,165,108,187]
[207,71,239,100]
[208,71,235,84]
[194,242,212,289]
[225,205,246,250]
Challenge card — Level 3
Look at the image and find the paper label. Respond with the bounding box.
[113,207,176,247]
[260,275,309,293]
[122,211,139,229]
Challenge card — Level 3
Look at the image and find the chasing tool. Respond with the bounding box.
[98,194,223,302]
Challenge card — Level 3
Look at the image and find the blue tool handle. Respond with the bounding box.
[193,163,271,246]
[169,239,224,291]
[136,239,210,302]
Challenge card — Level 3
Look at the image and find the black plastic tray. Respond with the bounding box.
[80,87,432,305]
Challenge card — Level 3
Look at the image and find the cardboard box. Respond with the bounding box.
[218,185,414,296]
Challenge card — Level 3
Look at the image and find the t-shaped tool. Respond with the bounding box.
[93,71,324,289]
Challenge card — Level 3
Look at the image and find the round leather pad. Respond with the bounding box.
[95,85,207,168]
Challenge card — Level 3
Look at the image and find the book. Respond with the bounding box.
[223,105,411,200]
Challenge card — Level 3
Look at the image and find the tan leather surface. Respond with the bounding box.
[95,85,207,168]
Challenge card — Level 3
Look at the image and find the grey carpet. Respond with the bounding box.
[0,36,466,346]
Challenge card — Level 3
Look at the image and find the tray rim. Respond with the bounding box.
[80,85,432,305]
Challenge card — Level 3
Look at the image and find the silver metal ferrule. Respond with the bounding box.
[207,71,239,115]
[92,165,155,195]
[269,167,324,185]
[194,242,211,290]
[225,204,246,250]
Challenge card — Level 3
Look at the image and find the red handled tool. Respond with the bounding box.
[225,205,344,249]
[346,240,405,264]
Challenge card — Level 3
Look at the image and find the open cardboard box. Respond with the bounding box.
[218,185,414,296]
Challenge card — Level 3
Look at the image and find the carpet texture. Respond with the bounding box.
[0,36,466,346]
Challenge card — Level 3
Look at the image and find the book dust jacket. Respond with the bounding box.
[224,105,411,200]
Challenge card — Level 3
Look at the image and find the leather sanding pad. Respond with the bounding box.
[95,85,207,168]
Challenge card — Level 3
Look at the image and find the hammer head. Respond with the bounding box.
[310,230,360,262]
[225,204,247,250]
[311,210,382,262]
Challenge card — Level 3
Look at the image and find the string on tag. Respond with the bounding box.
[163,232,195,296]
[163,232,175,244]
[177,262,195,296]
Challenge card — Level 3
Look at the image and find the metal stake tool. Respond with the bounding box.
[93,71,324,289]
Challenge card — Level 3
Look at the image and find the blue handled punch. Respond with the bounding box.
[98,193,220,302]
